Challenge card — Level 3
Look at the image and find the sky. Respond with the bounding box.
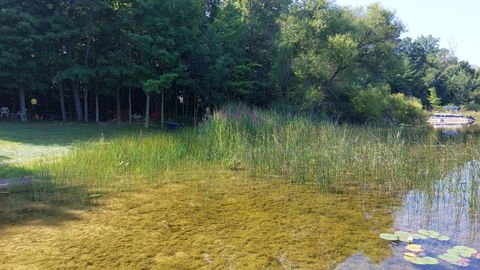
[334,0,480,66]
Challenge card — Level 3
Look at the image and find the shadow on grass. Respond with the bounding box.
[0,121,147,147]
[0,163,93,229]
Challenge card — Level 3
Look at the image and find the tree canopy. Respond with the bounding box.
[0,0,478,124]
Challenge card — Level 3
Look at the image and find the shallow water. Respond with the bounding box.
[0,164,479,269]
[337,161,480,269]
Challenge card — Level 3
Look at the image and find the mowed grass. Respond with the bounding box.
[0,121,146,178]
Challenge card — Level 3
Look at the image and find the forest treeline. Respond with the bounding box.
[1,0,479,126]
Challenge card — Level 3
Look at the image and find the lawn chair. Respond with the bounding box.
[0,107,8,119]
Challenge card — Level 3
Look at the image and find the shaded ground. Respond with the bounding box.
[0,173,397,269]
[0,122,144,178]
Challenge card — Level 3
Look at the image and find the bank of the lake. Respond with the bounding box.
[1,105,479,269]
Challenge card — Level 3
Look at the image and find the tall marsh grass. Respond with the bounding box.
[35,104,480,195]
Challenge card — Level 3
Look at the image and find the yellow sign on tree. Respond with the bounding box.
[31,99,38,105]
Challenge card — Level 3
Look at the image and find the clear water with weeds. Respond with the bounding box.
[0,105,480,269]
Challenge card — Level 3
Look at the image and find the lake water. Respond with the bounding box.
[1,126,480,268]
[337,161,480,269]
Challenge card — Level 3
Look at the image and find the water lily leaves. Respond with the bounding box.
[449,246,478,257]
[421,257,440,265]
[394,231,410,238]
[439,253,462,263]
[437,235,450,241]
[403,256,439,265]
[89,194,102,198]
[452,259,471,267]
[379,233,398,241]
[418,229,429,235]
[411,233,428,240]
[403,252,417,257]
[406,244,423,253]
[398,236,410,243]
[427,230,440,238]
[418,229,440,238]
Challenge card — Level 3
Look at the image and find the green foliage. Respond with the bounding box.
[0,2,41,90]
[277,1,404,119]
[353,85,426,124]
[0,0,477,124]
[142,74,178,94]
[386,93,426,125]
[353,86,389,123]
[464,102,480,112]
[428,87,442,109]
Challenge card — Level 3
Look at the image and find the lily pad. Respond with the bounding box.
[418,229,440,238]
[427,230,440,238]
[403,252,417,257]
[422,257,440,265]
[410,233,428,240]
[395,231,411,238]
[451,246,477,257]
[399,236,410,243]
[406,244,423,253]
[439,253,462,263]
[452,258,471,267]
[403,256,439,265]
[418,229,429,235]
[89,194,102,198]
[379,233,398,241]
[438,235,450,241]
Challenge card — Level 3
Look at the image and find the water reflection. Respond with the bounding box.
[336,162,480,270]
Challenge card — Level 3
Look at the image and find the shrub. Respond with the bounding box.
[465,102,480,112]
[352,85,388,123]
[386,93,426,125]
[353,85,426,125]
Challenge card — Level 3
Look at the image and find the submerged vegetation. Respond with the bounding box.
[1,104,480,268]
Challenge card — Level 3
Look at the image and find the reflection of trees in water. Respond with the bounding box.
[395,161,480,246]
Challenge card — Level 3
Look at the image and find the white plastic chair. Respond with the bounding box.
[0,107,8,118]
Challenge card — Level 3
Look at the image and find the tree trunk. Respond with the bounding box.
[128,88,132,124]
[72,81,83,121]
[84,85,89,122]
[95,91,99,123]
[59,81,67,122]
[106,95,110,121]
[161,91,164,128]
[116,87,122,124]
[144,93,150,129]
[194,94,198,128]
[19,87,27,122]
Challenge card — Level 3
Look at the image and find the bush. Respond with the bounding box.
[352,86,388,122]
[465,102,480,112]
[386,93,426,125]
[353,85,426,125]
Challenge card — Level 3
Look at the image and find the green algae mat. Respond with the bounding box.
[0,175,396,269]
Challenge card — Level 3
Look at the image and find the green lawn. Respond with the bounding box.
[0,121,144,178]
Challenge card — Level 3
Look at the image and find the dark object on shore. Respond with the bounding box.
[167,121,183,131]
[0,177,34,193]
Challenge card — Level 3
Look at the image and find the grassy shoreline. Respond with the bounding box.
[1,105,478,202]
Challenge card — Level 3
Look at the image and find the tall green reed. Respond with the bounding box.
[35,103,480,195]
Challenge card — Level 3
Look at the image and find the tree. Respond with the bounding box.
[142,74,177,128]
[427,87,441,109]
[278,1,404,120]
[0,1,43,121]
